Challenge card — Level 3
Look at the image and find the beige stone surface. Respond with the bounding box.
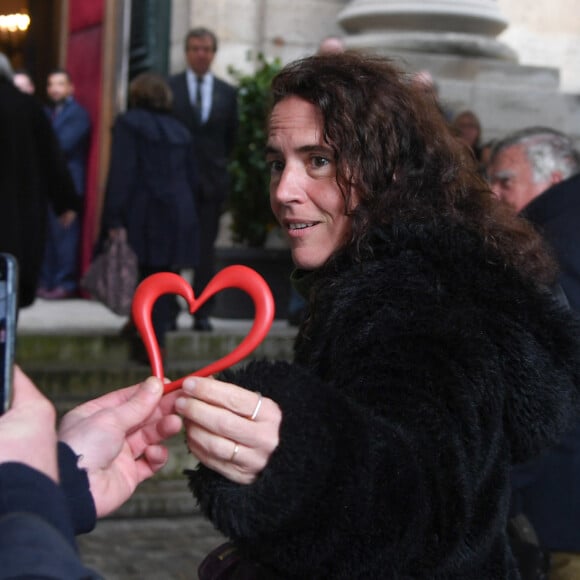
[498,0,580,93]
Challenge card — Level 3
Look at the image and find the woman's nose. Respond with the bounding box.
[272,166,305,204]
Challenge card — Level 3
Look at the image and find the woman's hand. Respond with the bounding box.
[175,376,282,484]
[58,377,183,518]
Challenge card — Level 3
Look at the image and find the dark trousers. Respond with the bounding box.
[40,208,81,293]
[193,200,222,319]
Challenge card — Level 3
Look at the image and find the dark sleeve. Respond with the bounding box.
[101,116,138,230]
[188,360,434,576]
[0,513,102,579]
[186,139,201,206]
[58,442,97,535]
[34,105,81,215]
[225,86,238,158]
[0,462,76,545]
[55,105,91,156]
[0,462,99,577]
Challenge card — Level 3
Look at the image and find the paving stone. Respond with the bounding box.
[78,515,226,579]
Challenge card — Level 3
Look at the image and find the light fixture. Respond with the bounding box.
[0,13,30,33]
[0,12,30,55]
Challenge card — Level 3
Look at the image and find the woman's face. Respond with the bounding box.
[267,96,356,270]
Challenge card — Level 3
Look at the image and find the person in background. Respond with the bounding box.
[0,366,182,577]
[0,53,80,310]
[410,68,454,122]
[317,35,346,54]
[488,126,580,580]
[38,68,91,300]
[169,27,238,332]
[479,138,497,175]
[452,109,483,161]
[101,72,200,361]
[12,69,35,95]
[174,53,580,579]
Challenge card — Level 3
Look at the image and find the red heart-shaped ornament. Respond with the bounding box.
[132,265,275,393]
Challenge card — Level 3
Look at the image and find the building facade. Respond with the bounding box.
[168,0,579,145]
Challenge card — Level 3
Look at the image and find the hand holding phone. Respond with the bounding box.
[0,253,18,414]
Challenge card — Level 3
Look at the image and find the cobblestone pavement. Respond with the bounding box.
[78,515,226,579]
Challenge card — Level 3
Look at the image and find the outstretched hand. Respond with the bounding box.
[58,377,183,518]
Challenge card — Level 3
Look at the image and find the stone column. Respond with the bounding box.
[338,0,516,60]
[334,0,580,143]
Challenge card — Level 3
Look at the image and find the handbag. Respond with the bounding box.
[81,236,138,316]
[198,542,283,580]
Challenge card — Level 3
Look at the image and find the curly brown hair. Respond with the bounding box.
[269,52,556,284]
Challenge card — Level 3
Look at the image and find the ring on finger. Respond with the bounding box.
[230,442,240,462]
[249,392,263,421]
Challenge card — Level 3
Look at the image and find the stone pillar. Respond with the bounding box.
[335,0,580,144]
[338,0,515,59]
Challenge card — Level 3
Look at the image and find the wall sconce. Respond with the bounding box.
[0,12,31,53]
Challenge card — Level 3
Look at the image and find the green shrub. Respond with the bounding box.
[227,54,282,247]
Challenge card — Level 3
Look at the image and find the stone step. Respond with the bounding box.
[17,327,296,403]
[16,327,296,365]
[14,310,297,519]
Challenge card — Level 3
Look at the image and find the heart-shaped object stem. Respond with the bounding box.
[132,265,275,393]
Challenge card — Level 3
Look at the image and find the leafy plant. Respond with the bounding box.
[227,54,282,247]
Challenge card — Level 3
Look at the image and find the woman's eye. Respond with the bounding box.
[268,159,284,173]
[312,156,330,168]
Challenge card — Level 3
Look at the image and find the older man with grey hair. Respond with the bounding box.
[489,127,580,580]
[488,127,579,213]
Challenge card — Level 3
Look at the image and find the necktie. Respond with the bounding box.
[196,76,203,123]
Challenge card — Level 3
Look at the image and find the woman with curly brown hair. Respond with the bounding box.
[175,53,580,579]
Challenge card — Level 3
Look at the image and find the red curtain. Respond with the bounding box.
[66,0,105,281]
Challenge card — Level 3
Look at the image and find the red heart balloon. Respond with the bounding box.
[131,265,275,393]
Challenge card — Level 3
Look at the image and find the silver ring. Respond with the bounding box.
[230,442,240,462]
[250,392,263,421]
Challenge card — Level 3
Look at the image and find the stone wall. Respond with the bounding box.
[169,0,348,81]
[498,0,580,94]
[168,0,580,145]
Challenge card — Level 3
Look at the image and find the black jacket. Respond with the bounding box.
[0,80,80,306]
[521,173,580,312]
[190,218,580,579]
[102,108,200,268]
[510,172,580,552]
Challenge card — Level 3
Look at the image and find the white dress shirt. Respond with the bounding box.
[186,69,213,123]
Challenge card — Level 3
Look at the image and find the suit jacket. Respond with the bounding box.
[168,72,238,204]
[46,97,91,195]
[521,173,580,312]
[510,172,580,552]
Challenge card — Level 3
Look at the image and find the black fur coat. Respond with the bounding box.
[189,219,580,579]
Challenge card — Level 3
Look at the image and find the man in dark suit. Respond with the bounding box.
[488,127,580,578]
[38,68,91,300]
[169,27,238,331]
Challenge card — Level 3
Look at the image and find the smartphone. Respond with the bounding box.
[0,253,18,414]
